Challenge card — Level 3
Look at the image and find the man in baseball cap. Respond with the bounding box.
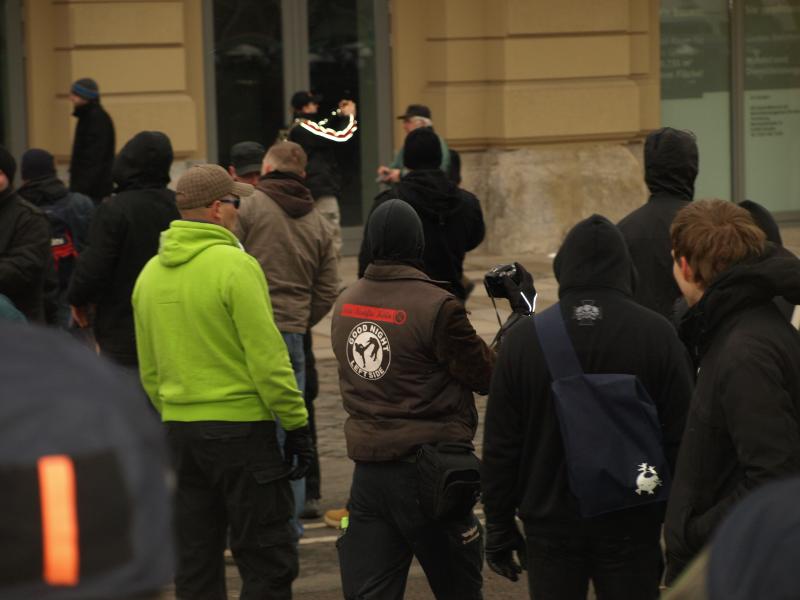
[377,103,452,184]
[228,141,266,186]
[133,163,312,598]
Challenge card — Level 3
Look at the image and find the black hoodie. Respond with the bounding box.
[618,127,699,320]
[359,169,485,299]
[664,248,800,583]
[482,215,692,537]
[68,131,180,366]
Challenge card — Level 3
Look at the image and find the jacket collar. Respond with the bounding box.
[364,262,452,291]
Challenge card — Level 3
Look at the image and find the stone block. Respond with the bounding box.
[66,2,184,47]
[460,143,647,255]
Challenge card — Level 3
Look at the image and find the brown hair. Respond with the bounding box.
[264,141,307,175]
[671,199,766,287]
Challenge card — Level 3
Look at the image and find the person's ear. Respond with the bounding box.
[227,166,237,178]
[679,256,695,284]
[209,200,223,222]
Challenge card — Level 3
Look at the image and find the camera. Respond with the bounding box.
[484,263,520,300]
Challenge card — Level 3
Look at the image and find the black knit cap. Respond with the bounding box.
[71,78,100,101]
[0,145,17,185]
[403,127,442,171]
[20,149,56,181]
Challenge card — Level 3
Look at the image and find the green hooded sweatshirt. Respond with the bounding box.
[133,219,308,428]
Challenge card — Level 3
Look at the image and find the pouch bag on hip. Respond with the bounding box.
[417,442,481,521]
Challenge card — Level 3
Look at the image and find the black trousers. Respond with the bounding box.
[525,530,663,600]
[338,461,483,600]
[166,421,297,600]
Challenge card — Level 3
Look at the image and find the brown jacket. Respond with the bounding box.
[235,172,339,332]
[331,263,494,461]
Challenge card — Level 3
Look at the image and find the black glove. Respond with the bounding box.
[485,521,527,582]
[501,262,536,316]
[283,425,314,480]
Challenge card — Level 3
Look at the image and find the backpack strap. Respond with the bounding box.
[534,303,584,379]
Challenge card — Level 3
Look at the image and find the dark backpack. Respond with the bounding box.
[39,191,94,290]
[534,304,671,517]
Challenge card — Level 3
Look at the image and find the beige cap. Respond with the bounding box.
[175,164,254,210]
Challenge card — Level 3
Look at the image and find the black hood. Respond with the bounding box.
[739,200,782,246]
[17,175,69,207]
[707,478,800,600]
[367,199,425,265]
[680,245,800,354]
[554,214,635,298]
[112,131,173,192]
[644,127,698,201]
[394,170,463,223]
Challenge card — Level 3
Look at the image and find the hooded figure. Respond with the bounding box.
[69,79,116,203]
[0,320,173,599]
[68,131,180,367]
[482,214,692,600]
[618,127,699,320]
[330,198,494,599]
[664,477,800,600]
[739,200,796,322]
[0,146,51,322]
[17,149,96,327]
[359,128,485,300]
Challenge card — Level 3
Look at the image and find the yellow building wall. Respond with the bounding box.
[391,0,661,149]
[24,0,206,163]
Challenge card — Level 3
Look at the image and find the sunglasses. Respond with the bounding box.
[219,196,240,209]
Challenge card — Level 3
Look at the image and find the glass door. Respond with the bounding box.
[307,0,382,227]
[212,0,285,168]
[742,0,800,213]
[660,0,733,200]
[208,0,391,242]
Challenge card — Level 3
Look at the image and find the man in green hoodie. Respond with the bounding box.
[132,163,312,600]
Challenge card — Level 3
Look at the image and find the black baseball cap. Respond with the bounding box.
[230,141,266,176]
[397,104,432,120]
[291,91,323,111]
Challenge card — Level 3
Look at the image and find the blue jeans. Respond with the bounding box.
[278,332,307,539]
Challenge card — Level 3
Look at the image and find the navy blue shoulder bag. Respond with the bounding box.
[534,304,670,517]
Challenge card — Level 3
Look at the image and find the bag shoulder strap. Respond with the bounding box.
[534,303,584,380]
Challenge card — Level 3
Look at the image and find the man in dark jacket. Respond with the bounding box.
[482,214,693,600]
[69,78,116,204]
[358,127,485,300]
[0,145,52,322]
[332,199,496,600]
[664,199,800,584]
[68,131,179,367]
[618,127,698,320]
[18,148,95,328]
[287,91,357,256]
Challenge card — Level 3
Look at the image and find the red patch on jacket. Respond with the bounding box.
[341,304,407,325]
